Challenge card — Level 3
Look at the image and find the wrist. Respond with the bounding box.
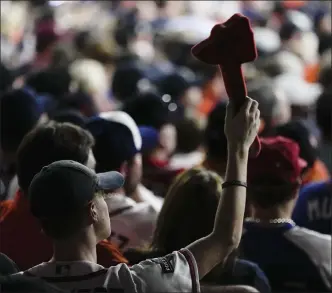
[227,144,249,160]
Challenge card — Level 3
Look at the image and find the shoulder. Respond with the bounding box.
[114,250,200,293]
[300,180,331,198]
[285,227,331,260]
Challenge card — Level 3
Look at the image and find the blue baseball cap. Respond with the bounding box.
[87,111,158,171]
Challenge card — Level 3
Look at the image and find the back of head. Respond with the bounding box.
[157,71,192,102]
[0,89,44,153]
[51,109,87,129]
[70,58,109,98]
[274,120,317,169]
[122,91,170,130]
[25,67,73,99]
[204,102,228,161]
[316,89,332,140]
[248,136,307,209]
[247,78,282,134]
[152,168,222,253]
[175,119,203,153]
[17,122,94,194]
[87,111,142,173]
[111,63,149,102]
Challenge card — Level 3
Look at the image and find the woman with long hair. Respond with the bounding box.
[125,168,271,292]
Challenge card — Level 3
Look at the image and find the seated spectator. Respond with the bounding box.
[13,97,260,292]
[87,111,161,249]
[242,136,332,291]
[126,168,271,293]
[0,89,48,200]
[274,120,330,184]
[293,180,332,235]
[316,89,332,174]
[123,92,181,197]
[0,122,127,271]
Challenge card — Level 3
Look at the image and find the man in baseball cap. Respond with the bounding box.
[87,111,161,251]
[28,160,124,239]
[241,136,331,292]
[15,97,261,293]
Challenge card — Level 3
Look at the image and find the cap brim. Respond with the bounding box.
[96,171,124,191]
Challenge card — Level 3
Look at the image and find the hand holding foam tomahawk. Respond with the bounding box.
[192,13,261,157]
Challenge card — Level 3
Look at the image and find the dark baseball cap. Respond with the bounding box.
[122,91,171,130]
[248,136,307,184]
[274,120,318,168]
[87,111,158,171]
[29,160,124,219]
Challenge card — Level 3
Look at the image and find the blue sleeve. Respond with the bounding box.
[292,185,311,227]
[233,259,271,293]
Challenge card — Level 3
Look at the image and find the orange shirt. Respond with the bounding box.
[0,191,127,270]
[303,159,330,186]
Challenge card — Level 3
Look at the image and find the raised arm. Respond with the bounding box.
[186,97,260,279]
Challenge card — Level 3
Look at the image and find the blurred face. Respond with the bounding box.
[159,124,177,156]
[124,153,142,195]
[91,193,111,241]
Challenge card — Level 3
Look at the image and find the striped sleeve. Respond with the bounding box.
[129,249,200,293]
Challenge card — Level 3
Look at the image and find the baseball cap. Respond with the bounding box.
[86,111,157,170]
[248,136,307,184]
[274,120,318,168]
[122,91,172,130]
[29,160,124,219]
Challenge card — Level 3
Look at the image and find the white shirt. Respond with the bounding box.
[18,249,200,293]
[106,193,158,251]
[136,184,164,213]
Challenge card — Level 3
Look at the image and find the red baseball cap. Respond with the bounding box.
[248,136,307,184]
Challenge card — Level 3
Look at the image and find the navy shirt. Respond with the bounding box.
[293,180,332,235]
[241,221,332,291]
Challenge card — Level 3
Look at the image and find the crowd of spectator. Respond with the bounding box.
[0,1,331,292]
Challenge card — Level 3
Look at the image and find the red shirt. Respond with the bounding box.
[0,191,127,270]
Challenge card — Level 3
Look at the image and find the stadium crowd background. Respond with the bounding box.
[0,1,331,292]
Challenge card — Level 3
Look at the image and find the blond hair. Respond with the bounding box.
[70,58,109,97]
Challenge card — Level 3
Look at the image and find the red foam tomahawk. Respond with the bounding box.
[192,13,261,157]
